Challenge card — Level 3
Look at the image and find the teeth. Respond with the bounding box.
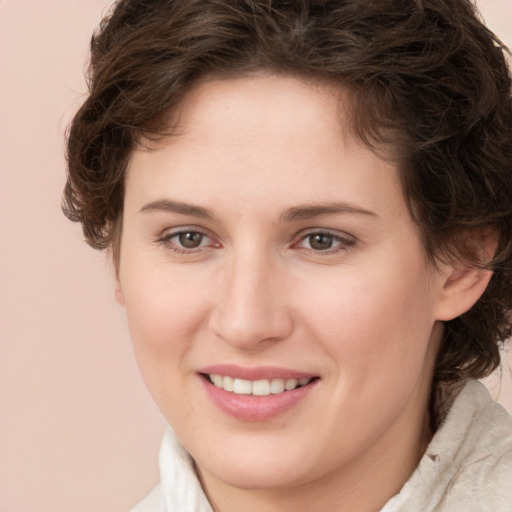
[270,379,285,394]
[233,378,252,394]
[285,378,298,391]
[252,379,270,396]
[223,375,234,392]
[212,374,223,388]
[208,374,313,395]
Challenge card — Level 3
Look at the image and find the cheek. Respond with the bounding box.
[122,263,209,347]
[120,269,210,402]
[299,263,437,380]
[123,291,202,426]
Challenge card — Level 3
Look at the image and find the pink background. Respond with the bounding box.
[1,1,511,510]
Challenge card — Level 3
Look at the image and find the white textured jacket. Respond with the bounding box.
[131,380,512,512]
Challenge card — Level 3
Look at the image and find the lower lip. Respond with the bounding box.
[200,376,318,422]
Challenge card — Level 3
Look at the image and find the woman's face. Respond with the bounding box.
[116,75,452,495]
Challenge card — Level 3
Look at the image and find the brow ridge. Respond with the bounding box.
[281,203,377,222]
[139,199,217,220]
[139,199,376,223]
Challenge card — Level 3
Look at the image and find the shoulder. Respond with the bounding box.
[383,380,512,512]
[446,380,512,467]
[444,380,512,510]
[129,484,164,512]
[128,425,213,512]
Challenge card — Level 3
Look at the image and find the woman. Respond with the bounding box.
[63,0,512,510]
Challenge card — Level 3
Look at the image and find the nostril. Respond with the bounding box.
[209,304,295,349]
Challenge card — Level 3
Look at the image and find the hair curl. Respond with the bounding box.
[63,0,512,383]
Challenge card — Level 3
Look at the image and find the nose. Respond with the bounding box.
[208,249,294,350]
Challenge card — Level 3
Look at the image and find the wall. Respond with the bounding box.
[1,1,511,511]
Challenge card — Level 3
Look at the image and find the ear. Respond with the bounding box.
[434,266,492,321]
[115,279,125,306]
[434,231,496,321]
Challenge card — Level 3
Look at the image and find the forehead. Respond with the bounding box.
[126,75,405,221]
[173,74,342,132]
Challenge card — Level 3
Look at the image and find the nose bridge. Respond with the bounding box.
[210,243,293,348]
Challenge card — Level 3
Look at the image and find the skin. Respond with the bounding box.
[115,75,491,512]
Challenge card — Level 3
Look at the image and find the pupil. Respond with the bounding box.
[179,232,203,248]
[310,234,333,250]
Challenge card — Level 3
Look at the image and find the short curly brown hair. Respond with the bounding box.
[63,0,512,383]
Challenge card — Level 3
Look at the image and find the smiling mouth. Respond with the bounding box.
[203,374,318,396]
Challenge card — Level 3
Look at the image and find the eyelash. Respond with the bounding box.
[156,228,356,255]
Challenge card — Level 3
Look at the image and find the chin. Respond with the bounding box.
[200,459,310,491]
[192,438,317,491]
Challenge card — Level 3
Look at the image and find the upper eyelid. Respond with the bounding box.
[292,229,358,253]
[155,226,356,247]
[156,227,212,246]
[158,225,214,238]
[294,227,355,241]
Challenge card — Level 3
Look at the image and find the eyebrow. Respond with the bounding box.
[280,203,378,222]
[139,199,218,221]
[139,199,377,222]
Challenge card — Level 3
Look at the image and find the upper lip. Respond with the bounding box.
[198,364,317,381]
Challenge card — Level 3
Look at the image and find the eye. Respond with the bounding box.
[176,231,206,249]
[305,233,337,251]
[295,230,356,253]
[157,228,217,253]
